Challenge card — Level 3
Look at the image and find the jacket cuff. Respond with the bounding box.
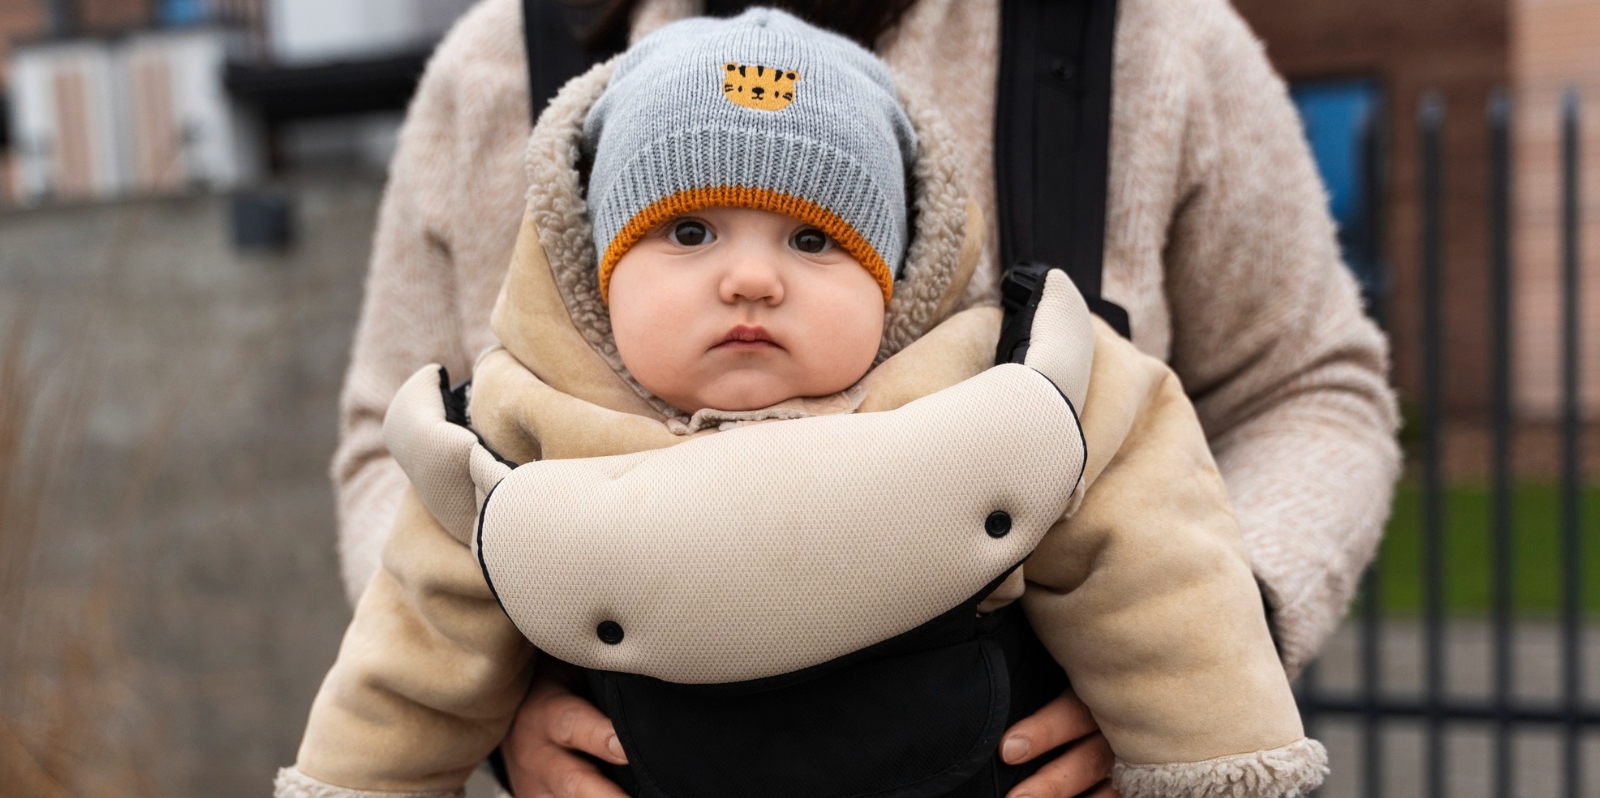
[1111,737,1329,798]
[274,767,463,798]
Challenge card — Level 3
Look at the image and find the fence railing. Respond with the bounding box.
[1293,89,1591,798]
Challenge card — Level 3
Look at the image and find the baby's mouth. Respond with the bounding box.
[715,325,783,351]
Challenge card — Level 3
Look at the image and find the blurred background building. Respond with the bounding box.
[0,0,473,205]
[0,3,484,796]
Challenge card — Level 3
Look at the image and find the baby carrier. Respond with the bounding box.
[501,2,1129,796]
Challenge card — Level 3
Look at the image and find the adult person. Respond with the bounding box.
[329,0,1400,796]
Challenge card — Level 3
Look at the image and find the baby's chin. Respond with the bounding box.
[672,384,800,415]
[661,372,849,415]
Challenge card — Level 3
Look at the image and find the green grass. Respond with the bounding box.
[1375,481,1600,614]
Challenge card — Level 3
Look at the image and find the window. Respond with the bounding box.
[158,0,211,27]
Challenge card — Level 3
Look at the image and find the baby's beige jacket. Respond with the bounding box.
[282,58,1326,798]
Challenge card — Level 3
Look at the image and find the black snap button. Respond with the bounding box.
[1050,59,1074,81]
[985,511,1012,538]
[597,621,624,645]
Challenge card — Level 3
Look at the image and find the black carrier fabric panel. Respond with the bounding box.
[587,587,1070,798]
[994,0,1128,340]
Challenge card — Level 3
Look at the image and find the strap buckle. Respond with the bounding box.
[995,261,1054,365]
[996,261,1132,367]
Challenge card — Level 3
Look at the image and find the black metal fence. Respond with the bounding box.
[1293,90,1591,797]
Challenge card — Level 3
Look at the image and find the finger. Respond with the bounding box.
[1004,732,1115,798]
[527,686,628,765]
[507,743,631,798]
[551,759,633,798]
[1000,689,1099,764]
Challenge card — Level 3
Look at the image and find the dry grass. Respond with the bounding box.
[0,309,167,798]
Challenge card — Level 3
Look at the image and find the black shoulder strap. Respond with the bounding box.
[994,0,1128,364]
[522,0,626,125]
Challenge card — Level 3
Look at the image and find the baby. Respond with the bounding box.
[279,10,1325,798]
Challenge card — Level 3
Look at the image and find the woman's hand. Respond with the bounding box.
[1001,689,1120,798]
[503,665,629,798]
[502,676,1116,798]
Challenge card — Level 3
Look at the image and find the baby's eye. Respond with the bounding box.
[669,220,714,246]
[790,227,833,254]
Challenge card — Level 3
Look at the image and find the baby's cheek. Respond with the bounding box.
[617,319,690,394]
[611,298,678,390]
[800,289,883,391]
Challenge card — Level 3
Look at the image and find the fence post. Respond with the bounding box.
[1418,90,1448,798]
[1360,564,1384,798]
[1489,87,1515,798]
[1560,86,1584,798]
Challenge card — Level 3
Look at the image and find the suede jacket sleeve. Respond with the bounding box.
[1022,320,1324,797]
[281,487,536,798]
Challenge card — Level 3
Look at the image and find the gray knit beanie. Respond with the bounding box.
[583,7,917,305]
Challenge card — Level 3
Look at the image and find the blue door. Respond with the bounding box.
[1290,79,1386,312]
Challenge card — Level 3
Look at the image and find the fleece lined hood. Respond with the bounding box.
[489,55,985,423]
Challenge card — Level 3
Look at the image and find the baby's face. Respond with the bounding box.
[608,206,885,414]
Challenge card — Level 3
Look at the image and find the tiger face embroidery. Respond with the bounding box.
[723,62,800,111]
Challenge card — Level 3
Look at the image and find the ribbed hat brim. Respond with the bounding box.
[598,185,894,305]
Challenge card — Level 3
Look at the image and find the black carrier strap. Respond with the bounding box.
[994,0,1128,365]
[522,0,627,125]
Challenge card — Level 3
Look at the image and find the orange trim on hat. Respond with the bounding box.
[598,186,894,306]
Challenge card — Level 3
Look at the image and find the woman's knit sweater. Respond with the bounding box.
[331,0,1401,678]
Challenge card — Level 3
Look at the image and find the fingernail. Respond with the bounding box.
[607,734,627,762]
[1001,736,1029,763]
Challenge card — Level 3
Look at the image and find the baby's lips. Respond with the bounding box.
[711,339,784,352]
[721,324,775,344]
[714,324,786,351]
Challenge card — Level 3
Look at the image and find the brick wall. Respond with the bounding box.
[77,0,154,30]
[1512,0,1600,419]
[1232,0,1512,417]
